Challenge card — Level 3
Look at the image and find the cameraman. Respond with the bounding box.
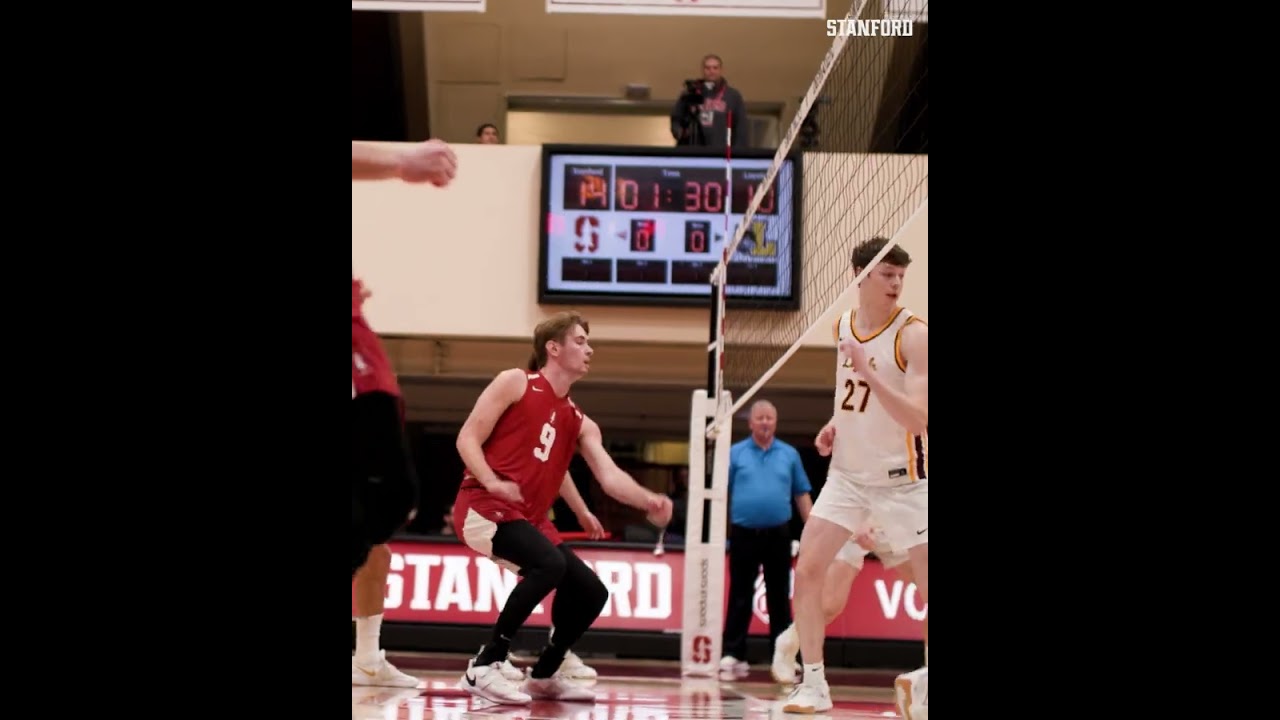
[670,54,748,149]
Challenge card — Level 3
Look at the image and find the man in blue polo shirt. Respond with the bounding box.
[720,399,813,675]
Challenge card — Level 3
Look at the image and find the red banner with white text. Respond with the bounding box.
[353,539,925,642]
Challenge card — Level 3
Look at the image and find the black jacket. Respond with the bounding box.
[670,78,748,148]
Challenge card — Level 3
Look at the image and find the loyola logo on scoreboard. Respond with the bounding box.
[734,220,776,258]
[826,18,916,36]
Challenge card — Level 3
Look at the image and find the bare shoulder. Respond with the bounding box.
[899,318,928,368]
[490,368,529,401]
[902,317,928,342]
[496,367,528,384]
[578,415,605,446]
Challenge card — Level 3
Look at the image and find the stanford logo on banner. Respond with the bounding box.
[546,0,825,18]
[356,540,925,642]
[352,0,484,11]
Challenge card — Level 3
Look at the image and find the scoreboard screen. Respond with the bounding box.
[537,144,802,309]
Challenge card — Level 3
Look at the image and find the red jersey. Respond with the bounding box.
[455,371,585,535]
[352,278,401,398]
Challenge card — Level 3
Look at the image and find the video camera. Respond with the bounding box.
[679,79,706,111]
[675,79,713,146]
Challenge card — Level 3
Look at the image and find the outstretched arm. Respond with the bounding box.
[456,369,527,502]
[843,322,928,435]
[578,417,672,522]
[352,141,408,180]
[352,139,458,185]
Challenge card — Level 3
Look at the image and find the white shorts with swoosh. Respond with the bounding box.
[811,473,928,552]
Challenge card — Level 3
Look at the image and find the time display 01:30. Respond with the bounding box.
[564,165,777,216]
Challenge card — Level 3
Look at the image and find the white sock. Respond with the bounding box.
[803,662,826,686]
[781,625,800,660]
[355,613,383,666]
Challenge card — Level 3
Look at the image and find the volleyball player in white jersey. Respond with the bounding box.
[783,237,928,718]
[770,525,920,684]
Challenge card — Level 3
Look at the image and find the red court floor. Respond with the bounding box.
[353,652,904,720]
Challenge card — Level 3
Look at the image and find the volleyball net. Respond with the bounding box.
[681,0,929,676]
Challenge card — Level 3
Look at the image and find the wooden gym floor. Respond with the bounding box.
[353,651,905,720]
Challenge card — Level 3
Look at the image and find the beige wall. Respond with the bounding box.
[352,143,927,346]
[505,109,782,150]
[506,111,676,147]
[417,0,887,144]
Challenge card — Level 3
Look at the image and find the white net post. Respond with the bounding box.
[680,388,733,677]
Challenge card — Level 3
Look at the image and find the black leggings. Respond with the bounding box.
[352,391,419,577]
[485,520,608,660]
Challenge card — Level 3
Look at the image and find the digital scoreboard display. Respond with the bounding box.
[538,144,802,309]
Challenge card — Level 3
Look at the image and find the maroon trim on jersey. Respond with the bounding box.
[913,434,926,480]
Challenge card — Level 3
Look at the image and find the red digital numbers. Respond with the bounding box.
[616,171,728,214]
[730,169,779,216]
[684,220,711,254]
[618,179,640,211]
[578,175,608,209]
[630,219,656,252]
[747,183,775,214]
[690,229,705,252]
[684,181,724,213]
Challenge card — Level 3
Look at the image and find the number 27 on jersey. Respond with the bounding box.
[842,379,871,412]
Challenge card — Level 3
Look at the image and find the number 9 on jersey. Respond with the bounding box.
[533,422,557,462]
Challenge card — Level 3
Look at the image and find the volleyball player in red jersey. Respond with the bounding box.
[351,138,456,577]
[451,311,674,705]
[351,139,457,689]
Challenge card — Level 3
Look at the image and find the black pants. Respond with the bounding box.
[352,391,419,577]
[722,523,793,661]
[486,520,609,657]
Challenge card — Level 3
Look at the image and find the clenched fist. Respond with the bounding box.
[399,139,458,186]
[853,526,879,552]
[645,494,674,528]
[483,477,524,505]
[838,337,871,375]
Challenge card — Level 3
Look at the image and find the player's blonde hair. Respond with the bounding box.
[528,311,591,371]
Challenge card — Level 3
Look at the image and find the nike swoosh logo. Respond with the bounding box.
[530,386,544,392]
[465,673,477,686]
[357,666,377,677]
[916,528,927,535]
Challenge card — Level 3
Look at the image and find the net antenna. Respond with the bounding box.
[680,0,928,677]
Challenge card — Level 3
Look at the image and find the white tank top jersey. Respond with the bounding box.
[829,306,928,488]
